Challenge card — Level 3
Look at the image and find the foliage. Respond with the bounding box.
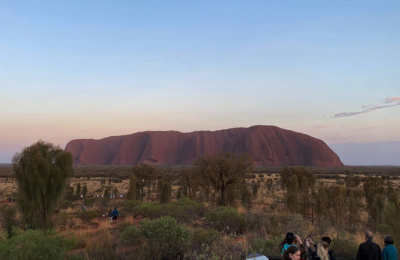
[244,210,269,235]
[1,205,17,238]
[331,236,359,258]
[121,225,141,245]
[195,152,253,206]
[0,228,76,260]
[12,141,74,229]
[134,202,164,219]
[185,236,247,260]
[165,198,205,223]
[205,207,246,234]
[378,201,400,255]
[122,216,190,260]
[78,210,98,223]
[85,229,116,260]
[132,164,156,202]
[190,227,221,249]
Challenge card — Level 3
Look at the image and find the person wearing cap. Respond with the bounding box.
[382,235,397,260]
[306,236,336,260]
[356,230,381,260]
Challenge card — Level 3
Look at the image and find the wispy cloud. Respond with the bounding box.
[333,97,400,118]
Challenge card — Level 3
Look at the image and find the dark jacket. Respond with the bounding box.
[308,244,336,260]
[356,239,382,260]
[382,244,397,260]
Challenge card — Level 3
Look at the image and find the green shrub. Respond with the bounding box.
[78,210,97,223]
[164,198,205,223]
[245,210,269,235]
[140,216,190,259]
[134,202,163,219]
[121,225,141,245]
[122,216,190,259]
[122,200,141,216]
[205,207,246,234]
[1,205,17,238]
[0,228,75,260]
[191,227,221,249]
[250,237,268,256]
[264,236,282,256]
[331,237,358,257]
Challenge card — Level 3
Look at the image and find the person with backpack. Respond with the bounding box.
[306,237,336,260]
[112,207,119,224]
[279,232,307,260]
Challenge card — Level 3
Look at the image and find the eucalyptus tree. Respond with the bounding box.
[195,152,253,206]
[12,141,74,229]
[132,164,156,202]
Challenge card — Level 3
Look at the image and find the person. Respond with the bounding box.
[112,207,119,224]
[356,230,382,260]
[279,232,307,260]
[306,237,336,260]
[283,246,301,260]
[382,235,397,260]
[108,209,113,224]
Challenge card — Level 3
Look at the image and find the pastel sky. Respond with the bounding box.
[1,1,399,165]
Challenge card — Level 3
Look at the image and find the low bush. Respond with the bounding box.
[0,228,76,259]
[331,237,358,258]
[205,207,246,234]
[78,210,98,223]
[163,198,205,224]
[134,202,164,219]
[190,227,221,249]
[85,229,116,260]
[121,216,190,260]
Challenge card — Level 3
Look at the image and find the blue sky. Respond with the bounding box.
[1,1,399,165]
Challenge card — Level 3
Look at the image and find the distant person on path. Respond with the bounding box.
[112,207,119,224]
[382,235,397,260]
[280,232,307,260]
[356,230,382,260]
[306,236,336,260]
[283,245,301,260]
[108,209,113,224]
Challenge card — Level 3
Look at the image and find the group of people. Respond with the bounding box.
[280,231,397,260]
[107,207,119,224]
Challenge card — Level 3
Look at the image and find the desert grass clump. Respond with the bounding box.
[85,229,116,260]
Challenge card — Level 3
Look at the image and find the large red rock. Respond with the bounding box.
[65,125,344,167]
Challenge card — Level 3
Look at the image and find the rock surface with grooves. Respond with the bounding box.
[65,125,344,167]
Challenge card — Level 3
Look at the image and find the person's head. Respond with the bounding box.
[109,209,112,212]
[286,232,295,244]
[384,236,394,245]
[114,207,117,210]
[365,230,373,241]
[283,246,300,260]
[321,237,331,248]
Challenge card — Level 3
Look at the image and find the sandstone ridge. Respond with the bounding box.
[65,125,344,167]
